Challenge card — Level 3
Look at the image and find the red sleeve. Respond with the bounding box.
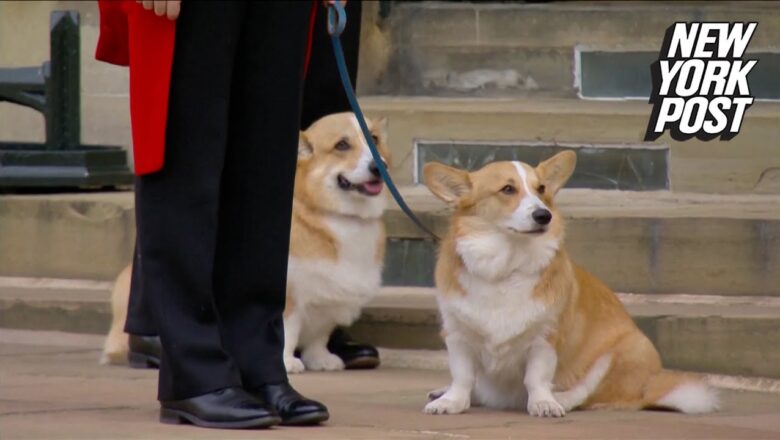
[126,3,177,175]
[95,0,130,66]
[96,0,176,175]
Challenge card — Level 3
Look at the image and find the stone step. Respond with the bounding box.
[359,1,780,98]
[359,96,780,193]
[2,188,780,295]
[356,287,780,380]
[0,192,136,281]
[2,278,779,379]
[384,186,780,296]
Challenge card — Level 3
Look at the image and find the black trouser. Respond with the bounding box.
[126,2,362,344]
[300,0,361,128]
[132,1,311,401]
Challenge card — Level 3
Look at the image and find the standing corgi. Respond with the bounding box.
[102,112,389,374]
[422,152,718,417]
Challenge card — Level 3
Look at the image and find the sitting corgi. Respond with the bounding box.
[422,152,718,417]
[102,112,390,374]
[283,113,389,373]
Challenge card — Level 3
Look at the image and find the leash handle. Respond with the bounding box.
[327,3,440,241]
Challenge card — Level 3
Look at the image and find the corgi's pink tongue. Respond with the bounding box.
[361,180,384,195]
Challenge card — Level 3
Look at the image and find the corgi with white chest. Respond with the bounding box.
[422,152,718,417]
[102,112,389,374]
[283,112,389,373]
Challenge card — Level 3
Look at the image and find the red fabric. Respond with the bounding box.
[303,1,318,79]
[96,1,318,176]
[96,0,175,175]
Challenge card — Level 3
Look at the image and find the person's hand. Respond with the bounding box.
[138,1,181,20]
[323,0,347,7]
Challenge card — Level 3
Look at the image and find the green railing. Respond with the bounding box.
[0,11,132,191]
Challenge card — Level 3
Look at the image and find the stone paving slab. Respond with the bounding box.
[1,330,780,439]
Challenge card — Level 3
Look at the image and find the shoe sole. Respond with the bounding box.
[160,408,281,429]
[128,352,160,369]
[344,356,380,370]
[280,410,330,426]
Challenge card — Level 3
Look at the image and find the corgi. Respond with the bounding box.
[102,112,390,374]
[422,152,718,417]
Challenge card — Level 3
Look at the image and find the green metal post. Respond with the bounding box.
[46,10,80,150]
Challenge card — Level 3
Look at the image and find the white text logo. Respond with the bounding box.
[645,22,758,141]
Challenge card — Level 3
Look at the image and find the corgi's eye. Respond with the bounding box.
[334,140,351,151]
[537,184,546,195]
[501,185,516,195]
[370,134,379,145]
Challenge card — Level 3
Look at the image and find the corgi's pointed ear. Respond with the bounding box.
[423,162,471,203]
[298,131,313,159]
[375,116,388,132]
[370,116,388,143]
[536,151,576,196]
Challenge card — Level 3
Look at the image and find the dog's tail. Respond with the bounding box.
[99,264,132,365]
[554,353,613,412]
[643,370,719,414]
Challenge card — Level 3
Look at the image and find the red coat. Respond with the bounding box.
[95,1,318,175]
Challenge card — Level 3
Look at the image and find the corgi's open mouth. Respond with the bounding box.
[337,174,384,196]
[508,226,547,235]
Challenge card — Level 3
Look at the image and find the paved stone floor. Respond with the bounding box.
[2,330,780,440]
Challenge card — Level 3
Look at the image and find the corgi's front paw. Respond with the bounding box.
[302,351,345,371]
[527,398,565,418]
[285,356,305,374]
[424,396,470,415]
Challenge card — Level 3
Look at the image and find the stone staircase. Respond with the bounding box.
[2,277,780,379]
[1,1,780,383]
[2,188,780,379]
[361,1,780,99]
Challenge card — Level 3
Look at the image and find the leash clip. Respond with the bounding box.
[327,2,346,37]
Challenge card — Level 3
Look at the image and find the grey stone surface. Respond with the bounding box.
[417,142,669,190]
[3,189,780,295]
[360,96,780,194]
[361,1,780,98]
[2,279,780,378]
[3,329,780,439]
[0,192,135,280]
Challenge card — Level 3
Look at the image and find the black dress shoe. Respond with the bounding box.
[327,328,380,370]
[160,387,281,429]
[251,382,329,426]
[128,335,162,369]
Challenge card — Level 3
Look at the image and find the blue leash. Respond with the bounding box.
[327,3,440,241]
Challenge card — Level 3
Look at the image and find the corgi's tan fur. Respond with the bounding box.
[284,113,389,373]
[100,263,132,366]
[102,112,390,374]
[422,152,718,417]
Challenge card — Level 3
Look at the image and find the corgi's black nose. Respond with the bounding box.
[532,208,552,225]
[369,162,381,177]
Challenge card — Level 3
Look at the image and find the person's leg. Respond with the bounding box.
[134,1,245,402]
[124,242,163,369]
[210,1,328,426]
[125,243,157,335]
[300,0,362,129]
[210,0,310,390]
